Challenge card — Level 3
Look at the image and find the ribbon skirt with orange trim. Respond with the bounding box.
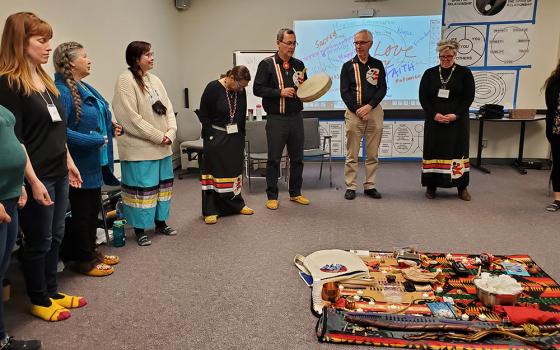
[422,158,470,188]
[200,129,246,216]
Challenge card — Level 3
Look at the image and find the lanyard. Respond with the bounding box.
[38,89,55,105]
[145,76,160,101]
[224,85,237,124]
[438,65,456,89]
[38,89,62,122]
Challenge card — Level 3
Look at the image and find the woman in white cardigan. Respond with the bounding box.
[112,41,177,246]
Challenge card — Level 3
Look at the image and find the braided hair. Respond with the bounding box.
[53,42,84,123]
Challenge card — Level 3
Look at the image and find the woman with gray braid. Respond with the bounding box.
[53,42,122,276]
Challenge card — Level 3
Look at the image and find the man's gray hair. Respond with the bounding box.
[355,29,373,41]
[277,28,295,42]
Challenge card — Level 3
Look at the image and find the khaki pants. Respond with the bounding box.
[344,105,384,191]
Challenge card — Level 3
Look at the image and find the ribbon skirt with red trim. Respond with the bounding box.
[422,158,470,189]
[200,129,246,217]
[422,120,470,189]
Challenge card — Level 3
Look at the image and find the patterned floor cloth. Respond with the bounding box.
[309,251,560,349]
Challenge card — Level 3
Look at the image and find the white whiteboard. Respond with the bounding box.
[233,50,275,116]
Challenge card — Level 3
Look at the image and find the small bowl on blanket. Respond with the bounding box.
[475,287,521,307]
[474,273,523,307]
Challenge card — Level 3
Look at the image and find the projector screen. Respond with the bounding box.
[294,15,442,110]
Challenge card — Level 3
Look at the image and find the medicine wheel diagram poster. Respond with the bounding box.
[471,70,516,109]
[443,25,486,66]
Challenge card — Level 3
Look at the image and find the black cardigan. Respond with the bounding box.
[198,80,247,138]
[545,77,560,141]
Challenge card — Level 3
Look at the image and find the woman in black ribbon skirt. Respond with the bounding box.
[419,40,475,201]
[198,66,254,224]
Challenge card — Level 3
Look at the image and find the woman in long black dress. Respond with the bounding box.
[419,40,475,201]
[198,66,253,224]
[543,60,560,212]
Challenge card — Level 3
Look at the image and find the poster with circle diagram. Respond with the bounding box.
[443,24,532,68]
[319,121,364,158]
[443,0,537,26]
[443,25,487,67]
[380,121,424,158]
[471,70,517,109]
[487,24,532,66]
[319,120,423,159]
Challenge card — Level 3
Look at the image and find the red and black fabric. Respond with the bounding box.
[200,129,245,217]
[494,305,560,326]
[198,79,248,217]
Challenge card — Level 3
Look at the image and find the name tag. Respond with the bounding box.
[47,104,62,122]
[438,89,450,99]
[226,123,238,134]
[150,94,159,105]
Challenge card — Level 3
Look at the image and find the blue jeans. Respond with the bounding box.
[19,176,68,305]
[0,197,19,339]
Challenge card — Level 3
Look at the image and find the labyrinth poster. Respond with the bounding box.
[471,70,516,109]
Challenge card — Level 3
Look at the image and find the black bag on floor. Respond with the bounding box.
[478,104,504,119]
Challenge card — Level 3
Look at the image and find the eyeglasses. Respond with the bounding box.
[280,41,298,47]
[439,55,455,59]
[233,80,248,90]
[354,41,372,46]
[143,51,155,58]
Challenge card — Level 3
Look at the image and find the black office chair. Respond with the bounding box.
[244,121,289,191]
[303,118,332,187]
[176,108,204,179]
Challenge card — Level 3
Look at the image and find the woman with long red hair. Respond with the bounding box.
[0,12,86,323]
